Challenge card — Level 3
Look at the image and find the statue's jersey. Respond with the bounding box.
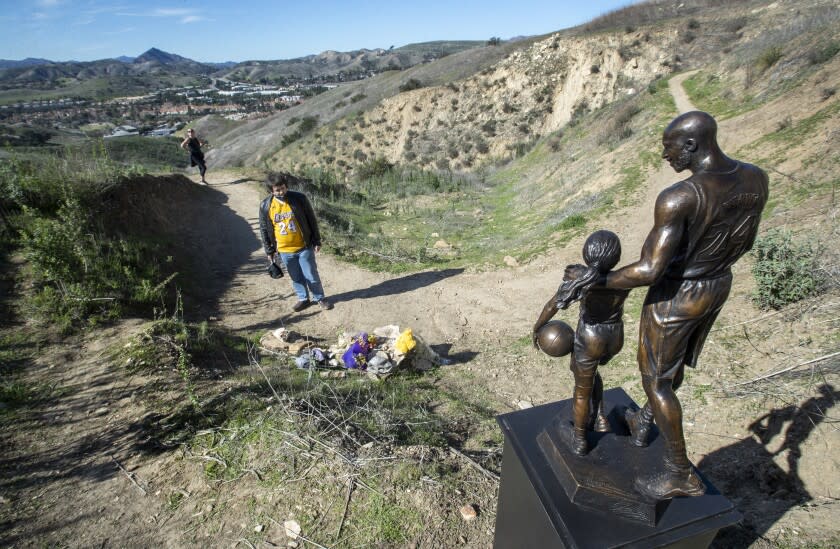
[579,286,630,324]
[666,162,769,280]
[268,197,306,253]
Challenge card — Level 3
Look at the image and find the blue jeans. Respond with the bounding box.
[279,246,325,302]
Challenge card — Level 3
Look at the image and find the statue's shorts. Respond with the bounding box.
[638,272,733,380]
[572,318,624,372]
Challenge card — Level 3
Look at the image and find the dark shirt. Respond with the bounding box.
[579,286,630,324]
[185,137,202,155]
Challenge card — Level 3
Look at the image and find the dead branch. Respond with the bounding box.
[336,479,355,540]
[742,325,772,357]
[110,455,147,495]
[713,309,783,331]
[449,446,500,482]
[732,350,840,387]
[358,246,418,263]
[249,343,283,403]
[767,166,804,185]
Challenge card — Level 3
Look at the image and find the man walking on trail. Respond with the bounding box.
[259,172,333,312]
[566,111,768,499]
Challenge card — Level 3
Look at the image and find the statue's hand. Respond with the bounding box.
[564,264,587,281]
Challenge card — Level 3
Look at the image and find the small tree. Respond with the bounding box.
[487,37,502,46]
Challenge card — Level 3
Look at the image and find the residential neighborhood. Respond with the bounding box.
[0,78,337,138]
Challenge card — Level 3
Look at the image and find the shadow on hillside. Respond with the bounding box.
[103,174,263,321]
[703,384,838,548]
[0,342,249,545]
[329,268,465,304]
[214,177,258,186]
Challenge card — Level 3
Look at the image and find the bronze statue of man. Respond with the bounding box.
[567,111,768,499]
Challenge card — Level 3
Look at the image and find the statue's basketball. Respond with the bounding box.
[537,320,574,357]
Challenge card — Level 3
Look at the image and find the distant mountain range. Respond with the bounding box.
[0,49,221,70]
[0,57,55,70]
[0,42,483,89]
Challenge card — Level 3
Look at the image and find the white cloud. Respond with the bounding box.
[152,8,193,17]
[102,26,136,35]
[36,0,63,6]
[117,7,203,20]
[84,4,132,16]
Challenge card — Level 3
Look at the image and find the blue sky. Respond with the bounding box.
[0,0,637,63]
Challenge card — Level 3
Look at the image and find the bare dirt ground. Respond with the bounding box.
[1,75,838,548]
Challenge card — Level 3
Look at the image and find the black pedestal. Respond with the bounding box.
[493,388,741,549]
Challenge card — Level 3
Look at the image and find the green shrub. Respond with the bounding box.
[808,41,840,65]
[399,78,424,93]
[547,132,563,152]
[356,156,394,180]
[751,228,824,310]
[18,194,169,330]
[756,46,783,73]
[2,149,171,330]
[298,116,318,133]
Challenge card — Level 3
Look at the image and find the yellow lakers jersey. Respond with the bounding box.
[268,198,306,253]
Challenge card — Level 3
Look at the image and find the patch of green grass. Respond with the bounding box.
[167,491,185,511]
[0,331,38,370]
[122,314,251,408]
[295,165,486,272]
[100,136,185,171]
[556,214,587,231]
[742,101,840,155]
[0,378,69,418]
[691,383,712,405]
[183,368,494,485]
[737,101,839,209]
[357,493,422,544]
[682,71,754,120]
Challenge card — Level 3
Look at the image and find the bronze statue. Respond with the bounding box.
[565,111,769,499]
[534,230,630,456]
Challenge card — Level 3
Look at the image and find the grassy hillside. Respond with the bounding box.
[222,40,485,83]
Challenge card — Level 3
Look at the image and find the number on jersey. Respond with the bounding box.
[277,219,297,235]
